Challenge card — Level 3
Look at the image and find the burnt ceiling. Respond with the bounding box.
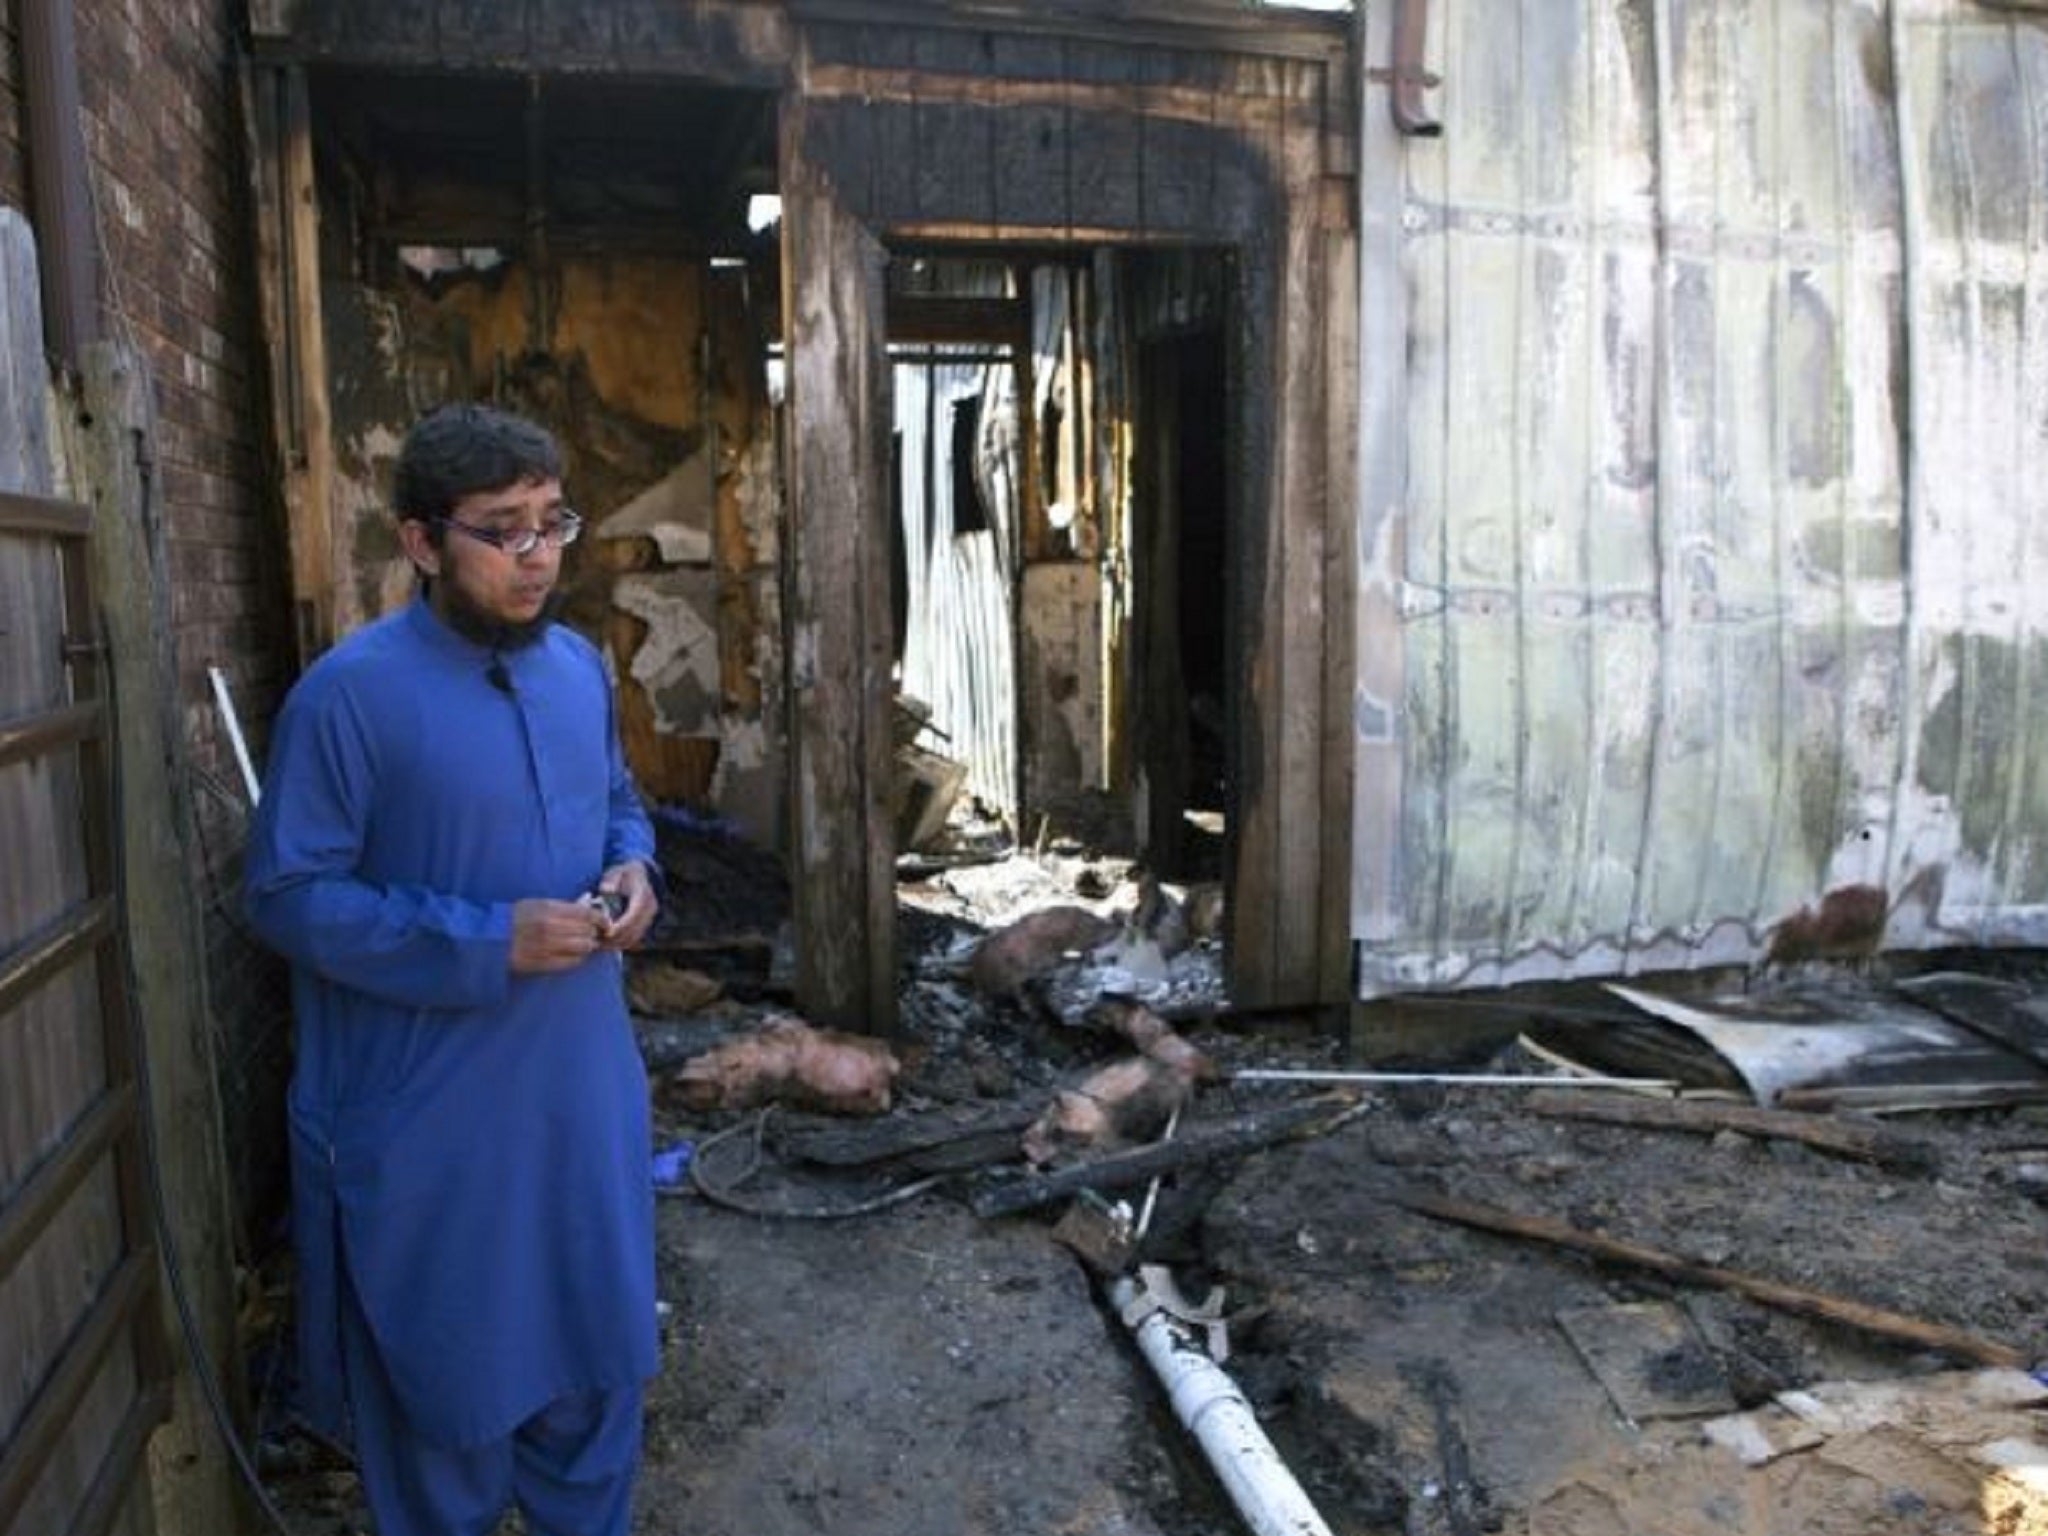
[311,67,779,254]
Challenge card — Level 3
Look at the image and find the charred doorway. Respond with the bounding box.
[881,249,1237,880]
[1134,257,1233,884]
[289,66,788,843]
[247,0,1358,1027]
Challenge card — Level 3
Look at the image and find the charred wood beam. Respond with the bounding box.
[1521,1090,1940,1174]
[247,2,792,83]
[789,0,1350,62]
[1395,1191,2028,1369]
[884,294,1030,348]
[968,1096,1357,1219]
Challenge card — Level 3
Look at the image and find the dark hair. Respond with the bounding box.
[392,403,563,525]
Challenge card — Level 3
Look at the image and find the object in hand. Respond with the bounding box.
[583,888,629,923]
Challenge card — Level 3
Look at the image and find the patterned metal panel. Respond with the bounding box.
[1356,0,2048,992]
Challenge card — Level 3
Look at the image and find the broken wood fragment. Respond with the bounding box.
[775,1103,1039,1169]
[1522,1090,1939,1172]
[970,1096,1358,1219]
[1777,1081,2048,1114]
[1393,1190,2026,1369]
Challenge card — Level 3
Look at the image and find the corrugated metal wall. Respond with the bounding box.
[1355,0,2048,993]
[894,351,1021,819]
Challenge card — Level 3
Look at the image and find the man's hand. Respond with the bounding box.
[594,861,658,951]
[510,898,611,974]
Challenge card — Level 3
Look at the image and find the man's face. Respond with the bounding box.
[402,476,569,639]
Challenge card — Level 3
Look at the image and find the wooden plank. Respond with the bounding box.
[532,0,614,64]
[990,82,1072,234]
[884,294,1030,347]
[1554,1301,1737,1421]
[780,99,898,1035]
[799,61,1264,137]
[911,98,997,231]
[0,1083,135,1280]
[1135,110,1225,241]
[0,1249,154,1536]
[74,344,238,1531]
[0,897,114,1027]
[341,0,433,53]
[433,0,524,58]
[54,382,170,1430]
[241,62,336,666]
[784,0,1350,64]
[1522,1088,1939,1172]
[967,1096,1357,1218]
[1317,222,1360,1004]
[1271,88,1330,999]
[0,490,91,538]
[0,702,102,771]
[1224,232,1282,1002]
[59,1381,170,1536]
[1395,1191,2029,1369]
[1067,102,1142,233]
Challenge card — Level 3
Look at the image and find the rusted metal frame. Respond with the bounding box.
[0,700,103,770]
[56,501,172,1397]
[0,1081,138,1280]
[18,0,100,370]
[0,897,116,1022]
[57,1378,173,1536]
[0,487,92,536]
[0,1248,158,1536]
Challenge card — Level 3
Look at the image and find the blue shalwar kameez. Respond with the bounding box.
[245,598,659,1536]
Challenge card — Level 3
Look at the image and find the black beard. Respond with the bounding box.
[431,577,559,651]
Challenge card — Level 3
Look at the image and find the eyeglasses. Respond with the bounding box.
[434,511,583,556]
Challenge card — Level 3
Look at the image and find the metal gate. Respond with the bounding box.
[1,214,167,1536]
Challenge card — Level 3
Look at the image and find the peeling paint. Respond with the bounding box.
[613,570,721,734]
[598,448,714,564]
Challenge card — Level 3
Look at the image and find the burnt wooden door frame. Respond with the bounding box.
[779,99,901,1035]
[777,24,1357,1026]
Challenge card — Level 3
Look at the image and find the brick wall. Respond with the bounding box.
[1,1,295,1237]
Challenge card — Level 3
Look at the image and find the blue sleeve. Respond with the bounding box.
[599,678,663,898]
[243,674,514,1011]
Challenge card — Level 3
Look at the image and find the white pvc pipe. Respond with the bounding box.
[1233,1069,1677,1091]
[208,664,261,808]
[1109,1277,1335,1536]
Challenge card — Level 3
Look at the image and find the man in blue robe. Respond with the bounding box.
[246,404,661,1536]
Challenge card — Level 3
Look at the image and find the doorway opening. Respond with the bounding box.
[882,248,1236,886]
